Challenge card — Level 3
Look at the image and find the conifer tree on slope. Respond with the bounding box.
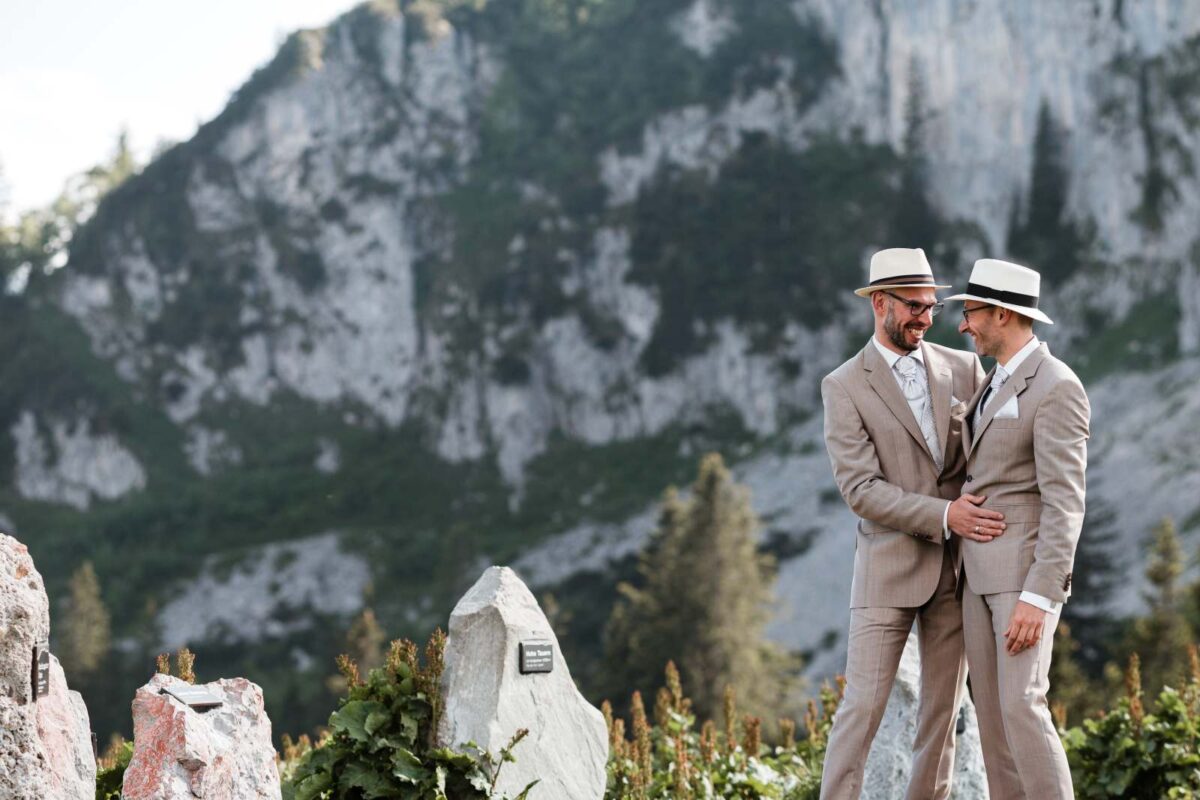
[604,452,797,722]
[59,560,112,682]
[1121,517,1196,699]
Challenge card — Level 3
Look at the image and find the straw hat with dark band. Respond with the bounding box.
[944,258,1054,325]
[854,248,952,297]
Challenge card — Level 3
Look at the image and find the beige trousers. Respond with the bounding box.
[820,548,966,800]
[962,574,1073,800]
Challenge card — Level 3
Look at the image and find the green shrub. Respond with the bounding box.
[282,630,535,800]
[95,738,133,800]
[1062,651,1200,798]
[602,661,838,799]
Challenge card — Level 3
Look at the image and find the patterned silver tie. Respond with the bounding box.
[895,356,943,471]
[975,366,1010,428]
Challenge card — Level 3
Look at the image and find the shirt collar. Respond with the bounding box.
[999,335,1041,375]
[872,335,924,369]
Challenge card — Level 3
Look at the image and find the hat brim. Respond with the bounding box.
[854,282,952,298]
[943,294,1054,325]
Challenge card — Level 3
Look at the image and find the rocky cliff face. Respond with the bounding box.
[8,0,1200,734]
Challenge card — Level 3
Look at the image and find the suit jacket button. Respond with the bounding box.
[965,475,973,483]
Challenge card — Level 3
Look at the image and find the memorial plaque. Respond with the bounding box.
[31,640,50,700]
[160,685,223,710]
[519,640,554,674]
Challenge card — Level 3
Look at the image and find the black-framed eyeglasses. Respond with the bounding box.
[960,304,992,323]
[881,290,944,317]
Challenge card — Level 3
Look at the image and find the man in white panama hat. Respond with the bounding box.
[947,258,1089,800]
[819,248,1003,799]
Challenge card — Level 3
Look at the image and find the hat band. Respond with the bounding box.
[966,282,1038,308]
[869,274,937,286]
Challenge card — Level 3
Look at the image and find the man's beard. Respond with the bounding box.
[884,306,919,352]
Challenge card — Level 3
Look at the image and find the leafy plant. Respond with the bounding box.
[94,737,134,800]
[282,630,535,800]
[1062,650,1200,798]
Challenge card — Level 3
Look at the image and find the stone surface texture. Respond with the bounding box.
[0,533,95,800]
[862,632,988,800]
[123,673,280,800]
[438,566,608,800]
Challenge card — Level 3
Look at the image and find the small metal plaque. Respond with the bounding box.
[32,640,50,700]
[160,685,223,710]
[519,640,554,675]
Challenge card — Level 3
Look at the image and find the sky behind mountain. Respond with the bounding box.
[0,0,353,213]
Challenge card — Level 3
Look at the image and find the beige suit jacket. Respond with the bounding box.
[958,343,1090,602]
[823,339,986,608]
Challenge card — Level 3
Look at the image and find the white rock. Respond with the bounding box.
[184,425,243,476]
[11,411,146,511]
[862,633,988,800]
[314,437,341,474]
[156,531,369,649]
[123,673,280,800]
[0,534,95,800]
[438,566,608,800]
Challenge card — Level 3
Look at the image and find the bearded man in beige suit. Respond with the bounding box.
[947,258,1090,800]
[819,248,1005,800]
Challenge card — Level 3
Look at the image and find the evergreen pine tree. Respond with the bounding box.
[1007,102,1088,284]
[346,607,387,674]
[892,57,942,250]
[1062,495,1122,671]
[1121,518,1196,698]
[59,561,112,681]
[604,453,798,722]
[327,607,387,694]
[1048,621,1099,726]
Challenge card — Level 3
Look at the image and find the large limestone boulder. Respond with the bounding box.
[123,673,281,800]
[0,533,95,800]
[438,566,608,800]
[863,632,989,799]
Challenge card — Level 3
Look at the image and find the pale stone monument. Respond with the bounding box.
[438,566,609,800]
[123,673,281,799]
[862,632,989,799]
[0,533,95,800]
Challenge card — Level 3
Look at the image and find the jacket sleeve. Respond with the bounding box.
[1024,377,1090,602]
[822,374,947,539]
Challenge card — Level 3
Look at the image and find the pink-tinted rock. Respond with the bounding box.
[36,655,97,799]
[123,673,281,800]
[0,533,94,800]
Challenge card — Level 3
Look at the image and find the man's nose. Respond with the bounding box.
[957,318,969,334]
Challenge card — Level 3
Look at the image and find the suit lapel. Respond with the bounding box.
[967,344,1048,457]
[921,342,953,471]
[963,365,994,458]
[861,341,935,463]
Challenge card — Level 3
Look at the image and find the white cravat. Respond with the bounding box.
[895,355,943,472]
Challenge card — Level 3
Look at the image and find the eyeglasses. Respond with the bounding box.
[960,305,992,323]
[881,290,944,317]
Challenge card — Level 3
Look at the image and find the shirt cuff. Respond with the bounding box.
[942,501,951,540]
[1019,591,1060,614]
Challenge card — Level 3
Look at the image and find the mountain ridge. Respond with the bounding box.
[3,0,1198,739]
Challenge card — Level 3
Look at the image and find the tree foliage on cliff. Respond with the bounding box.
[58,560,112,681]
[604,452,799,723]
